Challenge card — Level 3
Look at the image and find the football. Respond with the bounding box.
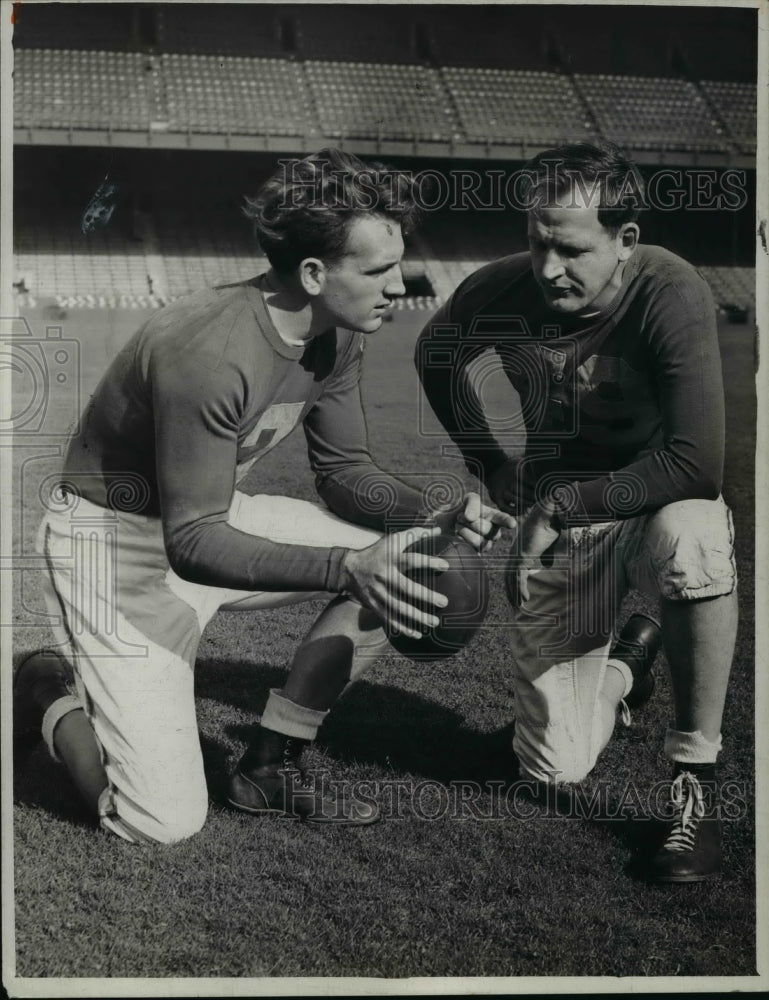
[388,533,490,661]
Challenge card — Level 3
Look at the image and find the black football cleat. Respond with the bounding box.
[649,764,722,883]
[227,726,379,826]
[13,649,76,765]
[611,612,662,711]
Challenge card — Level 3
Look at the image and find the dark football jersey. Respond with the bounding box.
[63,277,426,591]
[416,245,725,522]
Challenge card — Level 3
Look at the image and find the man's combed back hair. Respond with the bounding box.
[521,140,646,233]
[244,148,421,275]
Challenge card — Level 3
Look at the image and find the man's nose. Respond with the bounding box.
[540,249,565,282]
[385,265,406,298]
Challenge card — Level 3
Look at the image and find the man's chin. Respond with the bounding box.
[360,315,385,333]
[544,295,584,314]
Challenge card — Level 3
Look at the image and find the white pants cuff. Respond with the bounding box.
[41,694,83,762]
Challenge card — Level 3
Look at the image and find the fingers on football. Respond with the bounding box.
[489,507,517,531]
[388,597,440,637]
[400,551,450,576]
[462,491,483,524]
[455,524,486,550]
[395,567,448,610]
[392,524,440,552]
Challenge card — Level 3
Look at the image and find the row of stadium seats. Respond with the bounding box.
[13,49,756,152]
[304,62,458,142]
[16,49,156,130]
[14,206,755,312]
[14,213,150,297]
[154,212,267,295]
[13,4,756,85]
[697,265,757,309]
[162,54,316,136]
[576,75,729,152]
[699,81,757,154]
[444,67,594,144]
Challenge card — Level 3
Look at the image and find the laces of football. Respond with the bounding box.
[664,772,705,852]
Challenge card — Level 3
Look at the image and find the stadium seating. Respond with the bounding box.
[13,208,149,299]
[443,67,595,144]
[700,81,757,155]
[161,54,315,136]
[14,49,154,130]
[13,46,754,155]
[154,211,267,297]
[11,6,757,310]
[304,61,460,142]
[576,74,729,152]
[697,266,756,311]
[14,202,755,311]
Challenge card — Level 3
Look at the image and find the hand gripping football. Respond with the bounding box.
[388,532,490,661]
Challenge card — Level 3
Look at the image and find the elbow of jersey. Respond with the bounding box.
[698,475,721,501]
[164,535,203,584]
[314,474,350,521]
[682,471,721,502]
[314,472,335,503]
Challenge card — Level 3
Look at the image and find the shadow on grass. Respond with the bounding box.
[13,749,98,834]
[317,680,519,785]
[194,656,287,713]
[193,656,522,802]
[197,661,519,785]
[504,779,670,881]
[193,659,674,878]
[10,657,701,884]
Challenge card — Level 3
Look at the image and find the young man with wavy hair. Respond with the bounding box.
[417,140,737,882]
[15,149,512,844]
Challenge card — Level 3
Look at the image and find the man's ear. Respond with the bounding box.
[298,258,326,297]
[618,223,640,261]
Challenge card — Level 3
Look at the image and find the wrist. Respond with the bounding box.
[488,457,520,511]
[335,548,356,594]
[536,497,566,532]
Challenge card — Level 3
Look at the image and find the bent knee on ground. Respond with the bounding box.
[98,784,208,845]
[523,759,596,787]
[513,730,599,786]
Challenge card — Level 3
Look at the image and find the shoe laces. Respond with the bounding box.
[282,739,314,790]
[619,699,632,728]
[663,771,705,852]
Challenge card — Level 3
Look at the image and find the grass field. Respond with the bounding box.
[7,304,758,985]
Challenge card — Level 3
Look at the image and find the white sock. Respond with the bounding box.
[606,658,634,700]
[41,694,83,762]
[664,727,722,765]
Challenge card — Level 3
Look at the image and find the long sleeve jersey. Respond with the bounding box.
[63,277,427,592]
[416,245,725,523]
